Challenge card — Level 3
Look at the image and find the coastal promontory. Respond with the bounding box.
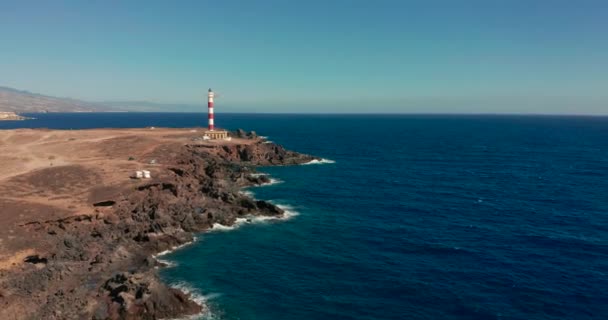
[0,112,28,121]
[0,127,316,319]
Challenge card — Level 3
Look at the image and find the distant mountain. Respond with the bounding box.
[0,86,210,113]
[100,101,205,112]
[0,86,106,112]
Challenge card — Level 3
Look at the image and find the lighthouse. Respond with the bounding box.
[203,88,229,140]
[207,88,215,130]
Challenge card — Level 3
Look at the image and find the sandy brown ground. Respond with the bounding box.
[0,127,253,272]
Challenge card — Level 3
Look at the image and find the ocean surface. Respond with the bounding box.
[3,113,608,320]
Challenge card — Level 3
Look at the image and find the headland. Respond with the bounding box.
[0,127,317,319]
[0,112,29,121]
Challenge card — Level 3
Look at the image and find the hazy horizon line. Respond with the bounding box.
[16,111,608,117]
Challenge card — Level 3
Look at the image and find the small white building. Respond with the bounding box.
[204,130,229,140]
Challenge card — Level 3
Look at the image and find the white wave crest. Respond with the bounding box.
[153,237,198,269]
[247,172,281,186]
[155,258,177,268]
[274,204,300,220]
[248,172,268,178]
[258,178,283,186]
[210,223,236,231]
[154,237,198,258]
[210,205,299,232]
[171,282,208,306]
[167,282,218,320]
[239,190,255,198]
[262,140,273,144]
[301,158,336,165]
[203,292,223,301]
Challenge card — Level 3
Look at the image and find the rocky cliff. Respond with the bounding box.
[0,138,316,319]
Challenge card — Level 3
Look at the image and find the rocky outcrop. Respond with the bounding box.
[0,111,28,120]
[196,140,313,165]
[97,272,202,320]
[0,140,318,319]
[232,128,258,139]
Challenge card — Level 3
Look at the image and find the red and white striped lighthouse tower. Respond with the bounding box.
[207,88,215,131]
[203,88,227,140]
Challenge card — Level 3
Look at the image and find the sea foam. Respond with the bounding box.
[238,190,255,198]
[247,172,282,186]
[302,158,336,165]
[168,282,222,320]
[258,178,283,186]
[154,237,198,257]
[248,173,268,178]
[155,258,177,268]
[153,237,198,268]
[210,204,299,232]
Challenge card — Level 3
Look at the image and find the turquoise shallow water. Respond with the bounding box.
[3,113,608,320]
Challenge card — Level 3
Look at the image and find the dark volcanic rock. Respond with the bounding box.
[2,139,315,320]
[232,128,259,139]
[234,128,247,138]
[99,272,202,319]
[196,140,317,165]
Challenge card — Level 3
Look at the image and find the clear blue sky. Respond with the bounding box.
[1,0,607,114]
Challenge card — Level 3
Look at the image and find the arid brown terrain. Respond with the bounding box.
[0,127,315,319]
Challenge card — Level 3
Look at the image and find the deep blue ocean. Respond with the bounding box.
[3,113,608,320]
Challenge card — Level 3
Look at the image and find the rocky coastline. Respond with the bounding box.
[0,111,30,121]
[0,132,317,319]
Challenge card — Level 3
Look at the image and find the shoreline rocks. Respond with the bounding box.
[0,139,317,319]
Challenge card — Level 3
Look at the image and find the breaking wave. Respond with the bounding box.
[301,158,336,165]
[210,204,299,232]
[246,173,282,186]
[154,237,198,257]
[275,204,300,219]
[210,223,237,231]
[238,190,255,198]
[153,237,198,269]
[168,282,223,320]
[248,173,268,178]
[258,178,283,186]
[155,258,177,268]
